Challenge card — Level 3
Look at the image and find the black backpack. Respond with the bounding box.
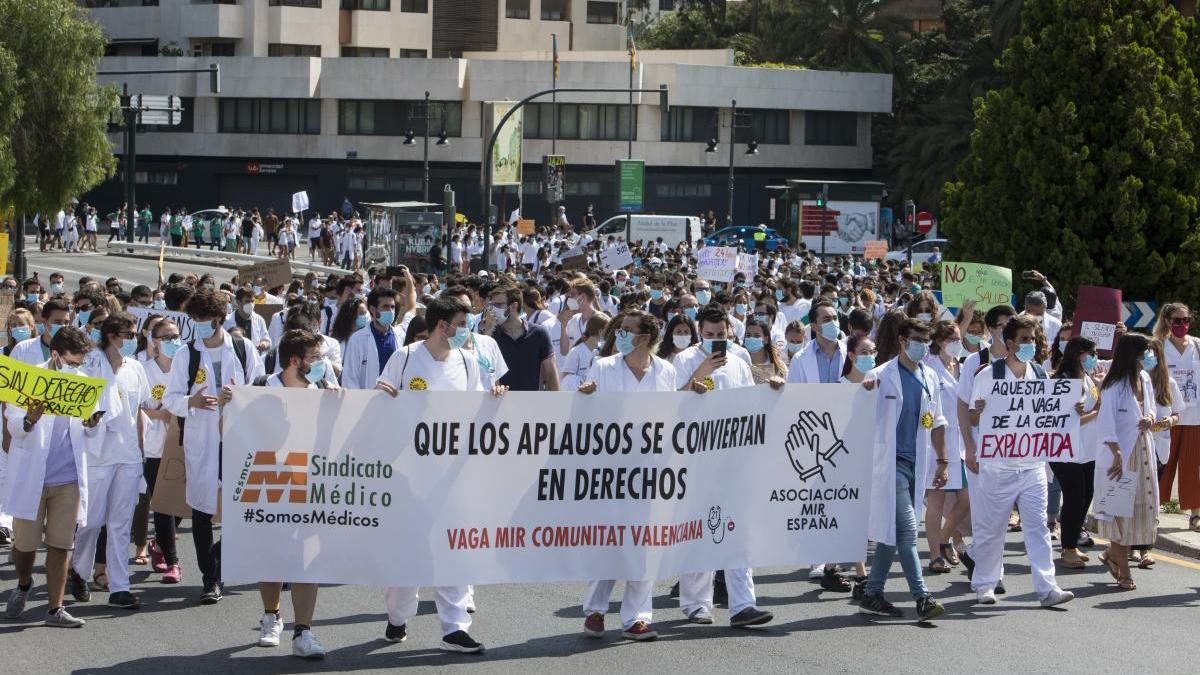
[991,358,1047,380]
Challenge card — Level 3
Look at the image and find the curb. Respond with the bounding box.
[1085,515,1200,560]
[106,251,245,274]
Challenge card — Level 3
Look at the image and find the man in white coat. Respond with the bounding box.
[162,288,264,605]
[860,318,947,620]
[3,327,115,626]
[9,299,74,366]
[964,315,1074,608]
[340,288,405,390]
[672,307,777,628]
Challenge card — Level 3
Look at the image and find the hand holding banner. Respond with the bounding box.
[0,354,108,419]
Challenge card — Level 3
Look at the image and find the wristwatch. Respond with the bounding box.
[22,416,34,431]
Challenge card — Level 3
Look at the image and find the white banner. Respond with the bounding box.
[737,253,759,283]
[292,190,309,214]
[696,246,737,283]
[221,385,876,587]
[129,306,197,343]
[600,243,633,272]
[977,379,1082,463]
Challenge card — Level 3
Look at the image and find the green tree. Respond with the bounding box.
[801,0,909,73]
[942,0,1200,307]
[0,0,117,215]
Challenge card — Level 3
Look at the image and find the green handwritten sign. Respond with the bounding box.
[0,354,107,419]
[941,261,1012,310]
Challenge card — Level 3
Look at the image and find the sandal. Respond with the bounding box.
[940,544,960,566]
[1117,576,1137,590]
[928,556,951,574]
[1190,515,1200,533]
[1059,553,1087,569]
[90,571,109,592]
[133,553,150,566]
[1138,555,1156,569]
[1098,551,1121,581]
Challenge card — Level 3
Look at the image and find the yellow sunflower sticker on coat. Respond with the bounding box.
[194,368,207,385]
[151,384,165,401]
[701,376,715,391]
[408,377,428,391]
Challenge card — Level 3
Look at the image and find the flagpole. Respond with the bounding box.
[627,27,635,160]
[551,34,558,155]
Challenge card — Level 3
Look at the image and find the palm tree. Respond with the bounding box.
[801,0,910,72]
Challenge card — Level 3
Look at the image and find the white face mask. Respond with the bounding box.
[942,340,965,359]
[672,335,692,350]
[567,297,580,311]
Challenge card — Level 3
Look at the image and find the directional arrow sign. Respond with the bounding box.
[1122,301,1157,329]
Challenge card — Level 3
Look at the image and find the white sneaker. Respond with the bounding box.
[257,613,283,647]
[1040,587,1075,608]
[687,607,714,624]
[293,629,326,659]
[808,563,826,579]
[976,589,997,605]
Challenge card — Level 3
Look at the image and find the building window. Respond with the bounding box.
[522,180,543,195]
[338,100,463,136]
[658,0,675,9]
[655,182,711,198]
[135,170,179,186]
[567,181,602,196]
[586,1,617,24]
[347,168,421,192]
[804,111,857,146]
[218,98,321,134]
[734,109,789,144]
[660,106,718,142]
[210,42,236,56]
[505,0,529,19]
[80,1,160,6]
[524,103,634,141]
[269,0,321,7]
[400,0,427,11]
[398,48,427,58]
[341,0,389,8]
[341,46,389,57]
[109,97,195,134]
[268,43,321,57]
[541,0,568,20]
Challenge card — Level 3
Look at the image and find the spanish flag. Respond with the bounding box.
[628,27,637,72]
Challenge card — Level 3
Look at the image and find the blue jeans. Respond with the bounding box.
[866,457,929,599]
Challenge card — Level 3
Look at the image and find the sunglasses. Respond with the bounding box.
[1171,317,1191,325]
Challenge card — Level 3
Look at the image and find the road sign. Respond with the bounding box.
[1120,301,1157,329]
[133,94,183,126]
[916,211,934,234]
[616,160,644,212]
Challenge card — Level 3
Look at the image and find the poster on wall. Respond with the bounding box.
[798,200,880,255]
[488,102,523,186]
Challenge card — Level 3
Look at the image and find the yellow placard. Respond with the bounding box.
[0,354,107,419]
[0,232,9,276]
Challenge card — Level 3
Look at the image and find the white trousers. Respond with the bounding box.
[582,580,653,629]
[679,568,757,616]
[969,465,1058,598]
[71,463,142,593]
[385,585,472,636]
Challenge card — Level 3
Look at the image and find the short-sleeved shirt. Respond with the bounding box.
[492,321,553,391]
[44,416,77,487]
[896,362,926,462]
[377,343,483,393]
[370,321,398,375]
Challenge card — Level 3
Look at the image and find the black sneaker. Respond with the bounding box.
[68,570,90,602]
[440,630,484,654]
[107,591,140,610]
[961,550,975,580]
[858,594,903,618]
[820,570,851,592]
[916,595,944,621]
[851,577,867,602]
[730,607,773,628]
[385,622,407,643]
[669,581,679,598]
[199,583,222,605]
[995,579,1006,595]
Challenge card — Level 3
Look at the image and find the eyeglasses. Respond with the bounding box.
[117,332,137,340]
[155,334,181,341]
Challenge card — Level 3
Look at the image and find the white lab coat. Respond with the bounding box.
[340,323,405,390]
[161,334,264,515]
[786,336,847,384]
[867,357,947,547]
[1095,371,1159,518]
[8,336,52,366]
[1,362,117,525]
[224,311,270,349]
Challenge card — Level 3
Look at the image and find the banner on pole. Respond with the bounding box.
[489,102,523,186]
[221,385,876,587]
[616,160,644,212]
[977,379,1082,464]
[544,155,565,203]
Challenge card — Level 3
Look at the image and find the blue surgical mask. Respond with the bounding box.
[735,303,747,315]
[252,285,262,296]
[1015,343,1036,363]
[615,329,637,355]
[820,320,839,341]
[1142,351,1158,371]
[304,360,327,384]
[49,283,63,295]
[119,339,138,358]
[856,354,877,373]
[775,289,784,301]
[695,290,711,305]
[193,320,216,341]
[631,276,641,285]
[965,334,982,346]
[25,293,38,304]
[76,310,92,326]
[378,310,396,326]
[1082,354,1099,374]
[684,307,698,321]
[355,314,368,330]
[153,299,167,310]
[88,328,101,343]
[703,339,723,353]
[744,337,764,352]
[10,326,31,342]
[905,340,929,362]
[1058,340,1068,353]
[786,342,803,355]
[650,290,663,301]
[448,326,470,349]
[161,339,183,357]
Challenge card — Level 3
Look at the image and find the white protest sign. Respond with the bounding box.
[221,385,876,587]
[129,306,196,343]
[737,253,759,283]
[1079,321,1116,352]
[600,243,634,272]
[696,246,738,283]
[1093,471,1136,521]
[977,379,1083,464]
[292,190,309,214]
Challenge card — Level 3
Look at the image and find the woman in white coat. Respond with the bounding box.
[861,318,947,620]
[923,320,969,573]
[1095,333,1165,590]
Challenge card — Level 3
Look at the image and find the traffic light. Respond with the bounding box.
[815,194,825,208]
[659,83,669,113]
[705,137,718,153]
[403,129,416,145]
[745,138,758,155]
[436,129,449,146]
[209,63,220,94]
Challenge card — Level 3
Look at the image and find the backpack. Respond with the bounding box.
[991,358,1047,380]
[176,338,249,443]
[252,374,328,389]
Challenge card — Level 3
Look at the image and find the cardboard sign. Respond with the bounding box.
[253,303,285,325]
[697,246,738,283]
[561,246,588,270]
[738,253,759,283]
[863,240,888,261]
[237,259,293,289]
[292,191,309,214]
[977,379,1083,464]
[1072,285,1122,357]
[0,289,14,330]
[149,417,191,519]
[1079,321,1117,352]
[600,243,634,272]
[0,354,108,419]
[940,261,1012,310]
[516,219,536,236]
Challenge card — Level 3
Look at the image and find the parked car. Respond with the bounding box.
[702,226,788,252]
[886,238,948,266]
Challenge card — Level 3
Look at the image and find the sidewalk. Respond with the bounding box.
[1086,511,1200,559]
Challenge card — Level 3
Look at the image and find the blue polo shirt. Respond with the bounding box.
[492,320,553,391]
[370,322,397,371]
[896,362,924,462]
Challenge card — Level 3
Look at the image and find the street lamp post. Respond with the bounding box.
[709,100,755,227]
[405,91,448,203]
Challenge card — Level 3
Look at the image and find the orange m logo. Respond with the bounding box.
[240,451,308,504]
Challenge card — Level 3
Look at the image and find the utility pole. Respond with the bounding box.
[405,91,448,204]
[722,100,755,227]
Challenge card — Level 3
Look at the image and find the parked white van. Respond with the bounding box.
[586,214,703,248]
